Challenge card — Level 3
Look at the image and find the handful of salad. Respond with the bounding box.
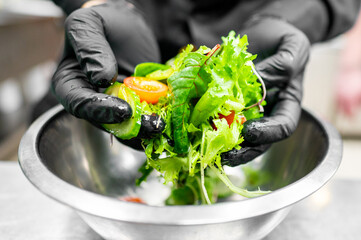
[104,31,269,205]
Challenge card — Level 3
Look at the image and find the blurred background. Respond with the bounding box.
[0,0,360,179]
[0,0,63,160]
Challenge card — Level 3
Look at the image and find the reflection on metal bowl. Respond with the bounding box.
[18,105,342,240]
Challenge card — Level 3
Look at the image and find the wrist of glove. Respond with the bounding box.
[52,1,163,143]
[222,17,310,166]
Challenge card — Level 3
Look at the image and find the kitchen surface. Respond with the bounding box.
[1,1,361,240]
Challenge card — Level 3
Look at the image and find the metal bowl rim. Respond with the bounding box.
[18,105,342,225]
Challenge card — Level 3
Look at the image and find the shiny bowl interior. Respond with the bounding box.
[18,105,342,240]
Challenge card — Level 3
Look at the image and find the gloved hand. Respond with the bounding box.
[222,17,310,166]
[52,0,164,143]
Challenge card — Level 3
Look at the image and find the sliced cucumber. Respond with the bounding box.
[103,82,142,139]
[104,81,121,96]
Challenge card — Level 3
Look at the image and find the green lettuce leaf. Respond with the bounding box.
[167,48,211,154]
[136,31,269,205]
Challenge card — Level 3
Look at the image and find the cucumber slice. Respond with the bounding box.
[103,82,142,139]
[104,81,121,96]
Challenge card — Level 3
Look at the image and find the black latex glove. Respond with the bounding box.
[52,1,164,143]
[221,17,310,167]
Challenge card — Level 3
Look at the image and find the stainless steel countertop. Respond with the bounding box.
[1,161,361,240]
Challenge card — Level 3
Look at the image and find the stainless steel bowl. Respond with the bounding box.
[18,105,342,240]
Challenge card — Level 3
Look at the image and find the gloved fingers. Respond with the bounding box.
[241,17,310,89]
[101,2,161,73]
[52,57,132,124]
[221,143,271,167]
[115,115,166,150]
[255,29,310,89]
[65,7,118,88]
[243,101,301,145]
[66,2,161,83]
[242,73,304,145]
[137,115,166,138]
[263,87,280,115]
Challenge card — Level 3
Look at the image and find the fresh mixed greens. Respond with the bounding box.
[104,31,269,205]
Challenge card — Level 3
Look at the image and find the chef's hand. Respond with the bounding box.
[52,0,164,143]
[222,17,310,166]
[336,68,361,116]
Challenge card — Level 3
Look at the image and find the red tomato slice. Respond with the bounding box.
[124,77,168,104]
[239,115,247,125]
[212,111,247,130]
[218,110,235,126]
[121,196,145,204]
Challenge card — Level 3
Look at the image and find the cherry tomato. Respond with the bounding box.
[239,115,247,125]
[218,110,235,126]
[121,196,145,204]
[124,77,168,104]
[212,111,247,130]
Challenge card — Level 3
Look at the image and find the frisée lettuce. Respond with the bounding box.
[108,31,270,204]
